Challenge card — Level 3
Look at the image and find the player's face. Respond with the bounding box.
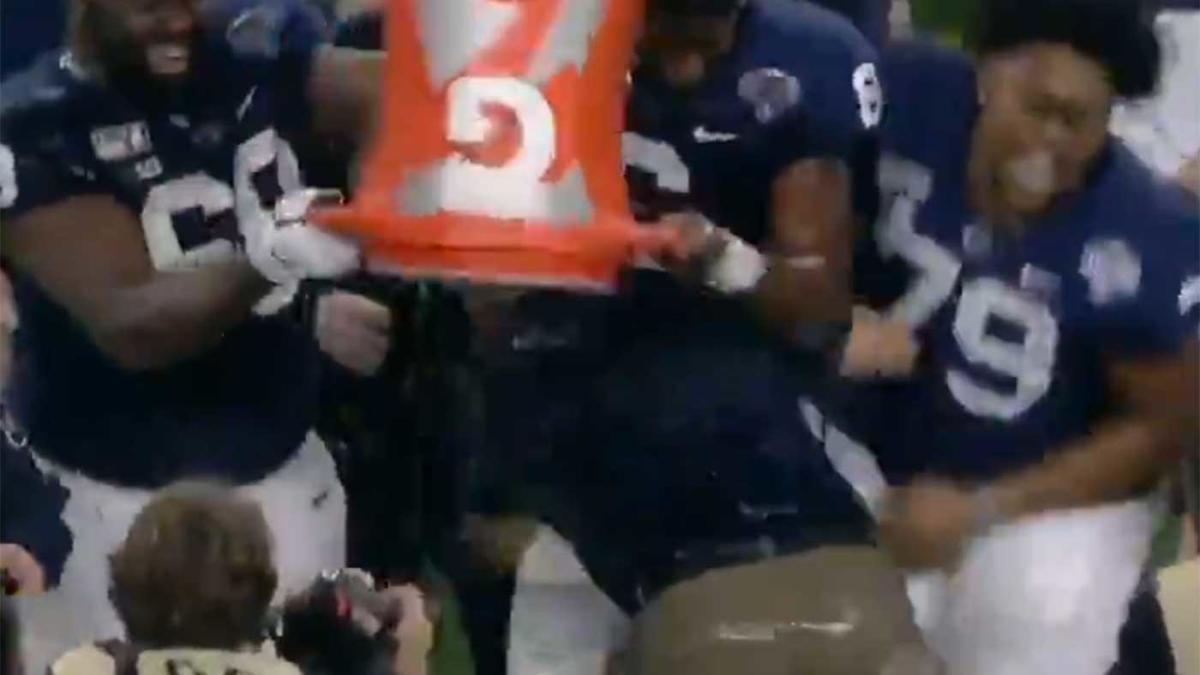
[82,0,199,83]
[638,11,739,90]
[973,44,1113,223]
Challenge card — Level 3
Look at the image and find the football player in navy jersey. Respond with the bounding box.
[834,0,1200,672]
[626,0,884,336]
[0,0,390,668]
[505,1,939,673]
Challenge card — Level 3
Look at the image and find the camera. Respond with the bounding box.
[273,569,403,675]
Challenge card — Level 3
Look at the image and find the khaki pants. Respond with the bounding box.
[625,546,939,675]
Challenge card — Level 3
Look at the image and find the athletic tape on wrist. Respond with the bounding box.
[706,234,767,294]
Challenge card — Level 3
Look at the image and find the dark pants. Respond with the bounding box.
[1110,579,1176,675]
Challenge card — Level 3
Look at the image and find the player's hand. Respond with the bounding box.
[315,292,392,376]
[840,307,920,379]
[1,543,46,595]
[382,585,435,675]
[1178,154,1200,196]
[463,514,539,574]
[651,211,727,282]
[246,189,362,285]
[879,479,977,571]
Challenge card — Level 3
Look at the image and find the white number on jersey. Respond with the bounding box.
[142,174,238,269]
[876,156,960,326]
[621,132,690,195]
[141,131,302,271]
[877,155,1060,420]
[852,63,884,130]
[0,143,17,209]
[947,278,1060,420]
[1181,275,1200,319]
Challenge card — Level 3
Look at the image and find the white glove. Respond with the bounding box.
[245,189,362,285]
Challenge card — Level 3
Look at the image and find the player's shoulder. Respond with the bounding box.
[197,0,328,68]
[880,39,975,99]
[741,0,880,132]
[1095,143,1199,237]
[878,40,977,158]
[751,0,875,58]
[742,0,877,94]
[0,52,89,146]
[1082,143,1200,273]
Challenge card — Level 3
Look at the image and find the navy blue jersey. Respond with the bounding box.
[504,1,881,601]
[858,42,1200,481]
[0,0,329,487]
[624,0,882,245]
[1,438,71,587]
[484,287,872,609]
[0,0,66,79]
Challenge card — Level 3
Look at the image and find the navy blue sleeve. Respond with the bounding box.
[0,138,74,221]
[804,38,881,164]
[211,0,330,132]
[756,29,881,182]
[1,73,99,221]
[1,439,72,588]
[1091,194,1200,357]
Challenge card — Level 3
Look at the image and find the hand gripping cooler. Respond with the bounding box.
[315,0,669,291]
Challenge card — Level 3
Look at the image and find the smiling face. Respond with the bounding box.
[970,43,1115,228]
[78,0,200,85]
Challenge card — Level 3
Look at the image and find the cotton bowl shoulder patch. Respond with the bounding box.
[852,62,883,129]
[1081,238,1142,306]
[738,68,802,124]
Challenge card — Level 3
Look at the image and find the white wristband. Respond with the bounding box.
[706,234,768,294]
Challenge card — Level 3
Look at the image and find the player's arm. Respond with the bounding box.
[753,156,857,335]
[1,196,271,371]
[305,47,384,144]
[990,341,1200,519]
[884,247,1200,570]
[882,343,1200,570]
[694,59,882,354]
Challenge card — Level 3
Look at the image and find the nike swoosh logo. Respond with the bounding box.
[693,125,738,143]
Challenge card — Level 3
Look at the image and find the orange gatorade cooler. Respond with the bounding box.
[317,0,667,291]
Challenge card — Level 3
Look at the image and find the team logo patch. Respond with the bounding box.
[1081,238,1142,306]
[90,122,152,162]
[738,68,802,124]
